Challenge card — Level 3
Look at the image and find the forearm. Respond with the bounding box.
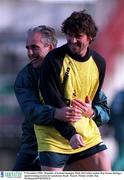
[15,86,56,126]
[92,91,110,126]
[28,104,56,125]
[14,65,57,126]
[53,120,77,140]
[40,58,77,140]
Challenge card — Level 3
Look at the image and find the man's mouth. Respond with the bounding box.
[69,43,80,48]
[31,57,39,63]
[31,59,40,66]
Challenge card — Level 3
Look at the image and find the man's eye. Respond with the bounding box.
[32,46,39,50]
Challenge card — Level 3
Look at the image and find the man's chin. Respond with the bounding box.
[70,48,80,55]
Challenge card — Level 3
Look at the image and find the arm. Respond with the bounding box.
[71,90,110,127]
[14,65,56,126]
[92,90,110,127]
[39,52,78,140]
[14,64,82,126]
[68,91,110,149]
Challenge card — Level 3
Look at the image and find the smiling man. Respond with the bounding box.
[36,10,111,171]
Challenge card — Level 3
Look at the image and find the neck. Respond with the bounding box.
[79,48,88,57]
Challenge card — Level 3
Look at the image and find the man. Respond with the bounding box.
[13,25,110,171]
[36,10,111,171]
[13,25,85,171]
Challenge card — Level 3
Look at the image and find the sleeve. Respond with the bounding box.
[14,66,56,126]
[40,53,77,140]
[92,90,111,127]
[92,51,110,126]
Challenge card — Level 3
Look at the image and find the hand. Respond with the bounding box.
[71,96,94,118]
[69,134,85,149]
[54,106,82,122]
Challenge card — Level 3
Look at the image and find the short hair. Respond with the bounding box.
[61,10,98,42]
[27,25,57,48]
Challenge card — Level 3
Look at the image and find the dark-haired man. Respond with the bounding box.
[36,10,111,171]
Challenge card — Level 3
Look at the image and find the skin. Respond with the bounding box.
[66,33,92,57]
[65,150,111,171]
[72,96,94,119]
[26,32,53,68]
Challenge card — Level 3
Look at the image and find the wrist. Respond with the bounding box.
[54,108,59,119]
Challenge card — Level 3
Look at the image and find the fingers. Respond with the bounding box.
[69,134,85,149]
[71,100,87,116]
[66,106,82,116]
[65,115,82,122]
[72,99,86,108]
[71,97,93,118]
[65,107,82,122]
[72,96,91,107]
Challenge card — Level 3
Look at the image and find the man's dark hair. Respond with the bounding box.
[61,10,98,42]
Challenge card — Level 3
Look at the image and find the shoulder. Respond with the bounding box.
[15,63,33,84]
[16,63,32,77]
[90,48,106,71]
[90,49,106,64]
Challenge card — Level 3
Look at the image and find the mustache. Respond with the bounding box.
[68,41,80,46]
[69,43,81,48]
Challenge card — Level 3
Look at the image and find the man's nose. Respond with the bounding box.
[28,48,33,55]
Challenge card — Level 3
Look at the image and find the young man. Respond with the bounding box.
[13,25,110,171]
[36,10,111,171]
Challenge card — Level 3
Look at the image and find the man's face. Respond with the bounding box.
[66,33,91,57]
[26,32,50,68]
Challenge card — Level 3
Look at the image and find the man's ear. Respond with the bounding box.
[88,36,92,43]
[49,44,54,51]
